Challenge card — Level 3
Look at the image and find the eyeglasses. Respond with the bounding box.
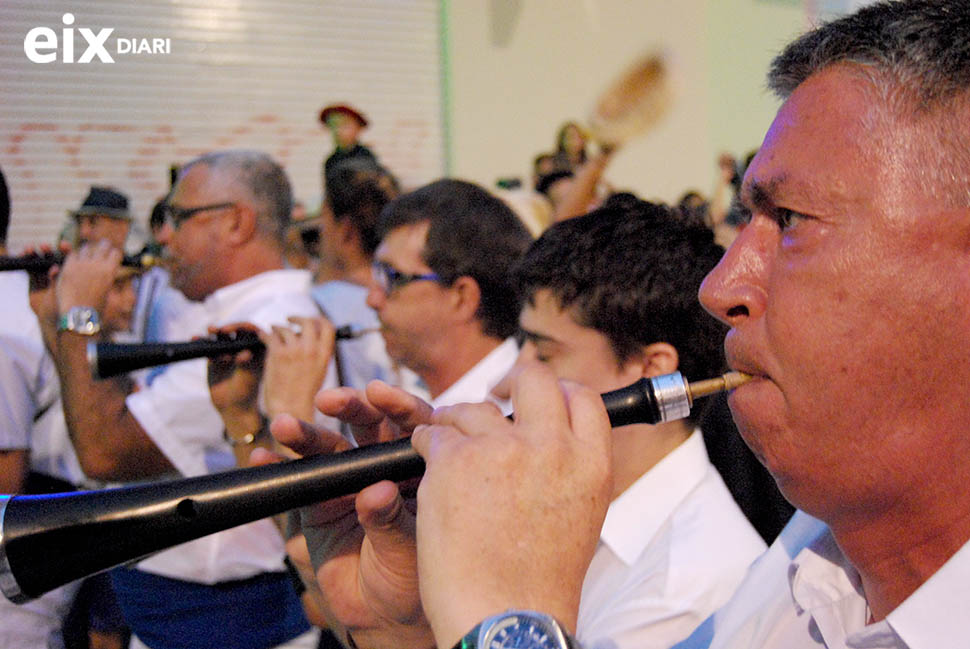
[162,202,235,229]
[371,260,441,295]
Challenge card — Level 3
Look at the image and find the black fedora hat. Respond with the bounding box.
[70,186,131,221]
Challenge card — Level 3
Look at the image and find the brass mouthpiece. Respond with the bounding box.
[131,253,162,269]
[686,371,752,405]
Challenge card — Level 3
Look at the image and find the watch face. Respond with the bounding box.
[71,308,99,335]
[481,614,567,649]
[60,306,101,335]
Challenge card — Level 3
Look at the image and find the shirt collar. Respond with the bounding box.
[202,269,312,321]
[781,517,970,649]
[885,534,970,648]
[788,528,864,611]
[431,337,519,409]
[599,429,711,565]
[787,529,869,646]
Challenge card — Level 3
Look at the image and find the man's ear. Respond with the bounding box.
[624,341,679,379]
[449,275,482,323]
[224,202,258,246]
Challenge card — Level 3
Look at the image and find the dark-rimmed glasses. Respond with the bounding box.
[371,260,441,295]
[163,202,235,229]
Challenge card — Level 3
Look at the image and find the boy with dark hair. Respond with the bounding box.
[513,198,727,400]
[495,200,764,648]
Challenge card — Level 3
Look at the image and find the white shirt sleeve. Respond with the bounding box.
[0,337,35,450]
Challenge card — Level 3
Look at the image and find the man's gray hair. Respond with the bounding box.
[769,0,970,106]
[185,150,292,242]
[769,0,970,206]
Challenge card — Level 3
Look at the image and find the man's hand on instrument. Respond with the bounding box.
[18,242,71,293]
[207,322,273,465]
[206,322,264,433]
[261,315,337,422]
[316,379,434,448]
[268,383,437,649]
[55,240,121,315]
[411,361,614,649]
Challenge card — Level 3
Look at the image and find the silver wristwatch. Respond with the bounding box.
[57,306,101,336]
[453,610,580,649]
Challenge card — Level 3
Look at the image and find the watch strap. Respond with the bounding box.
[453,610,579,649]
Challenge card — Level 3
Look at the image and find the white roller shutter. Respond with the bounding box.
[1,0,445,250]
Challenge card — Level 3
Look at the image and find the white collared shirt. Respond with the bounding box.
[430,337,519,409]
[127,269,338,584]
[578,430,766,649]
[672,509,970,649]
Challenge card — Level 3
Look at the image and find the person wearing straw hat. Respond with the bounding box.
[319,103,378,188]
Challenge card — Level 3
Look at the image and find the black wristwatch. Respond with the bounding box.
[453,610,580,649]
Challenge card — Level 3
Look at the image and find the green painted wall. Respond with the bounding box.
[443,1,805,202]
[704,0,804,161]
